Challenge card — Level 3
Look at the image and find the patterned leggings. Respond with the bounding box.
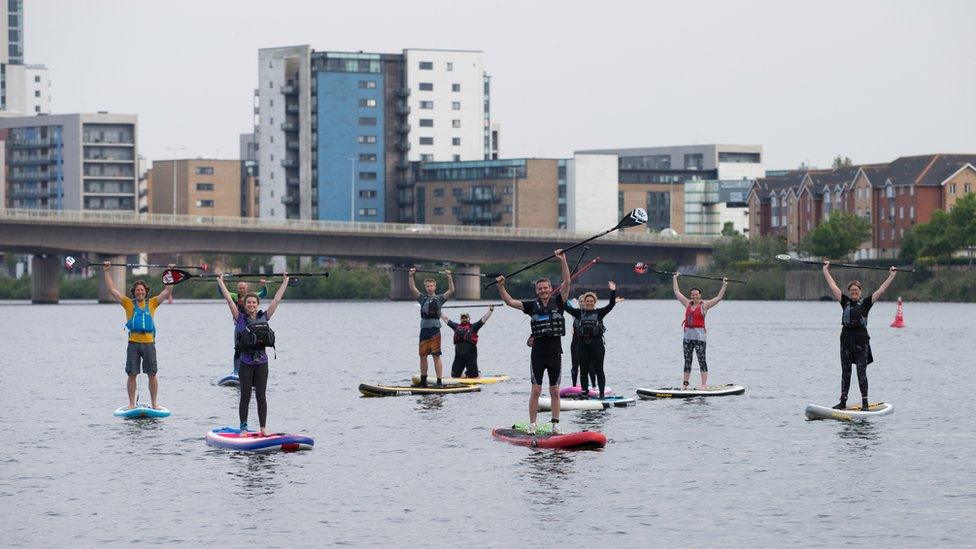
[683,340,707,373]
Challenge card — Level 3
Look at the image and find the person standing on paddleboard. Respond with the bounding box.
[223,279,267,375]
[217,272,290,436]
[496,249,572,435]
[565,282,617,399]
[673,273,728,390]
[102,261,175,411]
[441,306,494,379]
[823,262,897,411]
[409,267,455,387]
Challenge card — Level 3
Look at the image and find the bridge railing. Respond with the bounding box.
[0,208,720,246]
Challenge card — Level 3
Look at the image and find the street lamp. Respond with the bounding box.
[347,156,357,222]
[164,146,187,215]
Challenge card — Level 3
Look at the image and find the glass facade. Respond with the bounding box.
[415,159,526,182]
[619,154,671,170]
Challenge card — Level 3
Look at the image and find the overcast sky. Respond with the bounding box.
[27,0,975,169]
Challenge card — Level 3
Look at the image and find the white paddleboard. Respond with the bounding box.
[805,402,893,421]
[538,396,636,411]
[636,384,745,399]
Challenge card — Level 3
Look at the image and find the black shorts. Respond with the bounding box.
[125,341,157,375]
[840,334,874,366]
[530,353,561,387]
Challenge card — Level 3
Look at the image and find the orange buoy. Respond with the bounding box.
[890,297,905,328]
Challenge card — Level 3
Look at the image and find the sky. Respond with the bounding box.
[27,0,976,169]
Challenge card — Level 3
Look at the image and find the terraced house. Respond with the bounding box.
[748,154,976,259]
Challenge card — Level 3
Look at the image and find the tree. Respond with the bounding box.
[713,234,749,267]
[801,211,871,259]
[749,235,787,264]
[832,155,853,169]
[721,221,739,236]
[947,192,976,265]
[915,210,954,262]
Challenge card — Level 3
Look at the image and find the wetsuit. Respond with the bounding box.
[235,311,271,430]
[839,294,874,407]
[225,286,267,374]
[521,294,566,387]
[682,302,707,376]
[565,290,616,397]
[446,319,485,378]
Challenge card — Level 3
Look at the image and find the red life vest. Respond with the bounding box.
[453,322,479,345]
[682,302,706,330]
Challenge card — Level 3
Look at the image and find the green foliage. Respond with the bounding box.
[713,234,749,267]
[721,221,739,236]
[902,193,976,263]
[0,274,29,299]
[832,155,853,168]
[749,235,788,264]
[801,211,871,260]
[914,210,954,261]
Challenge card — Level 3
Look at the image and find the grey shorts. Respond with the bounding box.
[126,341,158,375]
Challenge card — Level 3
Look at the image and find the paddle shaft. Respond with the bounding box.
[780,256,915,273]
[483,229,613,288]
[653,269,747,284]
[394,268,489,278]
[441,304,502,309]
[555,257,599,292]
[90,262,204,270]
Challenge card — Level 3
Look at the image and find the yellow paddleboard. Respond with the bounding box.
[410,374,510,385]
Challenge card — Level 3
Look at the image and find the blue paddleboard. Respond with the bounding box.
[216,373,240,387]
[114,405,171,419]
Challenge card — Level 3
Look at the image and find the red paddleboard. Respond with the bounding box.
[491,427,607,449]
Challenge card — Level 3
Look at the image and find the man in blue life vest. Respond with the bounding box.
[441,306,494,378]
[409,267,455,386]
[102,261,174,410]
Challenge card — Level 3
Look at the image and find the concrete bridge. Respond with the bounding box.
[0,208,717,303]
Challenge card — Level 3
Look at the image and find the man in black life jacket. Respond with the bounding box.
[441,306,494,378]
[496,249,571,435]
[408,267,455,386]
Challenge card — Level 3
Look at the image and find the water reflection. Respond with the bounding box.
[415,395,445,412]
[520,451,575,507]
[230,452,281,497]
[576,410,610,431]
[837,420,882,453]
[118,417,166,436]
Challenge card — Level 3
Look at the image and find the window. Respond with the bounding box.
[358,190,377,198]
[419,61,433,70]
[909,206,914,219]
[452,187,463,197]
[949,183,956,194]
[504,205,513,213]
[358,80,377,89]
[433,188,444,197]
[434,207,444,215]
[196,183,214,191]
[359,99,376,108]
[419,119,434,127]
[900,228,904,238]
[899,206,904,219]
[453,154,461,161]
[446,62,454,71]
[420,154,434,162]
[452,206,462,215]
[890,205,895,218]
[195,167,214,175]
[886,184,894,198]
[420,137,434,145]
[452,83,460,92]
[357,208,378,216]
[452,101,461,110]
[856,207,862,217]
[358,117,377,126]
[357,135,377,144]
[898,187,904,196]
[419,83,433,91]
[358,153,377,162]
[34,90,39,97]
[359,171,377,180]
[966,184,972,193]
[718,152,761,163]
[419,100,434,109]
[34,75,40,83]
[910,186,915,196]
[196,199,214,207]
[452,137,461,146]
[452,119,461,128]
[683,153,704,169]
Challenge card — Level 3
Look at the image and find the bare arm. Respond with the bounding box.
[556,249,571,301]
[264,273,289,320]
[216,274,240,320]
[672,275,690,307]
[703,279,728,312]
[441,315,450,325]
[495,276,524,311]
[823,262,843,302]
[443,271,455,301]
[481,305,494,323]
[407,267,421,299]
[101,262,125,304]
[872,267,898,302]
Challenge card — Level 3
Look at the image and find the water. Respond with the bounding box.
[1,299,974,546]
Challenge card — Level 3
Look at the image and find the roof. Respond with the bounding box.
[860,154,976,187]
[751,171,807,202]
[807,166,860,188]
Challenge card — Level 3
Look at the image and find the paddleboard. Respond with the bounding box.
[113,405,171,419]
[636,384,745,399]
[805,402,893,421]
[358,383,482,397]
[559,386,614,398]
[538,396,635,411]
[216,373,240,387]
[205,427,314,452]
[491,423,606,449]
[410,374,510,385]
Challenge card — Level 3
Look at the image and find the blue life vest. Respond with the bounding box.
[126,300,156,335]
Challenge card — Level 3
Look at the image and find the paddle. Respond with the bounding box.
[775,254,916,273]
[483,208,647,288]
[441,303,502,309]
[633,262,747,284]
[65,255,207,271]
[555,257,599,293]
[161,269,329,286]
[394,267,498,278]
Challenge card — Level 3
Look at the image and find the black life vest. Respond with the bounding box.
[420,295,441,320]
[453,323,479,345]
[236,311,276,354]
[578,310,605,339]
[530,298,565,339]
[842,298,869,328]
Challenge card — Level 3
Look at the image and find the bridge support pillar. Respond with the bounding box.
[453,265,481,301]
[97,255,126,304]
[30,255,60,304]
[389,268,414,301]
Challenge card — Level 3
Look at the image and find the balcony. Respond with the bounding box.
[395,159,411,171]
[8,171,51,182]
[281,122,298,131]
[286,177,300,186]
[396,87,411,98]
[458,211,503,223]
[281,194,300,205]
[459,194,501,204]
[253,106,260,114]
[81,137,134,146]
[395,102,411,116]
[395,123,410,134]
[281,85,297,95]
[9,154,55,165]
[8,138,53,148]
[281,158,299,168]
[397,195,415,207]
[397,141,411,152]
[286,104,299,114]
[10,187,58,198]
[286,141,300,150]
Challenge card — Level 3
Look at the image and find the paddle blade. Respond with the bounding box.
[634,262,648,274]
[161,269,191,285]
[64,256,77,270]
[775,254,794,261]
[201,263,210,272]
[287,278,301,287]
[617,208,648,229]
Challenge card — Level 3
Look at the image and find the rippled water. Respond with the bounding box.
[1,298,974,546]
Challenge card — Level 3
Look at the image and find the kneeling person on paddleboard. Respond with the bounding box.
[408,267,455,387]
[823,262,897,411]
[496,249,571,435]
[217,272,290,436]
[442,306,493,378]
[673,273,728,390]
[565,282,617,399]
[103,261,174,411]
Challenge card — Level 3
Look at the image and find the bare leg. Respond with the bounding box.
[419,356,428,377]
[529,384,542,424]
[433,355,444,380]
[126,375,137,409]
[548,385,560,423]
[148,374,160,408]
[700,371,709,390]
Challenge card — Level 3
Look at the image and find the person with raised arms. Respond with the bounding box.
[102,261,174,410]
[222,279,267,375]
[217,272,289,436]
[822,262,897,411]
[441,306,494,379]
[496,249,571,435]
[408,267,455,387]
[565,282,617,399]
[673,273,728,390]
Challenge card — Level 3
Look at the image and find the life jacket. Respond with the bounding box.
[530,298,565,339]
[236,311,276,356]
[453,322,479,345]
[420,295,441,320]
[842,298,869,328]
[682,302,705,330]
[578,310,605,339]
[126,300,156,335]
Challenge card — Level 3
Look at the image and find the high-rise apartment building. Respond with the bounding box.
[239,132,259,217]
[149,159,241,217]
[0,113,138,211]
[0,0,51,116]
[256,46,492,224]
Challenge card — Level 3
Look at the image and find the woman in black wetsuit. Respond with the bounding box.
[565,281,617,398]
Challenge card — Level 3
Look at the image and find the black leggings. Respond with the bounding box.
[683,340,707,373]
[239,362,269,428]
[578,339,606,396]
[840,339,871,401]
[570,337,596,387]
